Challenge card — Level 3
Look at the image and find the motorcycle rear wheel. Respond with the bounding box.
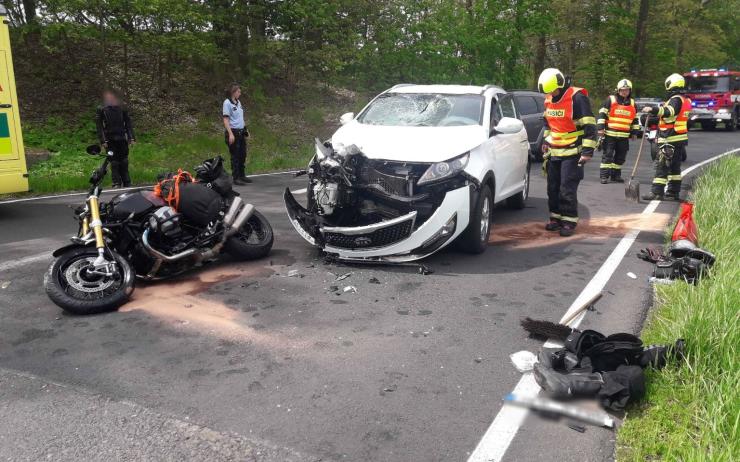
[45,247,135,315]
[225,210,274,260]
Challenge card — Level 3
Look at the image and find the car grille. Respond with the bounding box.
[324,219,414,249]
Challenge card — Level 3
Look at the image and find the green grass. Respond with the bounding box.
[20,116,314,194]
[617,155,740,461]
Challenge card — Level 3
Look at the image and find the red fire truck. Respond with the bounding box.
[684,68,740,131]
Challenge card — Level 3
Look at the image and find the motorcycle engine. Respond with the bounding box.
[148,206,183,239]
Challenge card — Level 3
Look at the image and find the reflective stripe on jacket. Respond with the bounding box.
[605,95,636,138]
[658,95,691,143]
[544,87,596,156]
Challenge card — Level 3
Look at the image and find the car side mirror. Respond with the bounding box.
[491,117,524,136]
[339,112,355,125]
[86,144,102,155]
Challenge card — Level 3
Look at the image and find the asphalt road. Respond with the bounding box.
[1,130,738,461]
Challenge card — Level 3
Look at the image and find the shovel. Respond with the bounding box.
[625,129,648,202]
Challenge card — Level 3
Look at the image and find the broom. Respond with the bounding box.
[521,292,603,341]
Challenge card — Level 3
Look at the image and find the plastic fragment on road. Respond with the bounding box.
[368,277,381,284]
[627,272,637,279]
[343,285,357,293]
[510,350,538,372]
[0,281,10,289]
[287,269,303,278]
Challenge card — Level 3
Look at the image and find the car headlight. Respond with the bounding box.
[717,108,728,114]
[417,153,470,185]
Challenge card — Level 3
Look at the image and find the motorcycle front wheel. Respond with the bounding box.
[225,210,274,260]
[44,247,135,315]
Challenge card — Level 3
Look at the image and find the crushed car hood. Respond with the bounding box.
[331,122,485,163]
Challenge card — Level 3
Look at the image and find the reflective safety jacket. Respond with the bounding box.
[597,95,639,138]
[543,86,598,157]
[656,95,691,144]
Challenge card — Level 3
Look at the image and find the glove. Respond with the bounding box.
[541,153,550,178]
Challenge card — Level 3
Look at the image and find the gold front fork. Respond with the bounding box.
[88,196,105,249]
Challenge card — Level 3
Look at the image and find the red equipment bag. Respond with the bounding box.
[671,202,698,245]
[154,169,195,211]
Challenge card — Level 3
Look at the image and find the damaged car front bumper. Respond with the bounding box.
[284,185,471,262]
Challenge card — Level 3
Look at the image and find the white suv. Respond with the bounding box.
[284,84,531,262]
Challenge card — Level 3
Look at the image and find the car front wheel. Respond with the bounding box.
[459,184,493,254]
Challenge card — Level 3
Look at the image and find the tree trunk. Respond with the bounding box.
[22,0,37,24]
[534,33,547,83]
[630,0,649,80]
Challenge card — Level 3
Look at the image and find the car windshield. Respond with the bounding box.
[358,93,484,127]
[686,76,730,93]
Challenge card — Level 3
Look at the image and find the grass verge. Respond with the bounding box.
[21,117,315,195]
[616,155,740,461]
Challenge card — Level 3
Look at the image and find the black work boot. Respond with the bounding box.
[611,173,624,183]
[559,222,576,237]
[642,191,664,201]
[600,177,610,184]
[545,219,561,232]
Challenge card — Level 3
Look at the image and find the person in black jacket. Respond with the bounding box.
[96,90,135,187]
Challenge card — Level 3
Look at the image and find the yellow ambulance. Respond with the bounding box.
[0,6,28,194]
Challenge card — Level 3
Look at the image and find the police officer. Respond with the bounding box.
[641,74,691,201]
[597,79,640,184]
[96,90,135,188]
[538,68,598,236]
[223,83,251,185]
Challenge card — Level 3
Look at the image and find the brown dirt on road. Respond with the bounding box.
[489,212,671,248]
[119,262,310,349]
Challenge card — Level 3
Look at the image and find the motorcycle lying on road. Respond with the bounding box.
[45,145,273,315]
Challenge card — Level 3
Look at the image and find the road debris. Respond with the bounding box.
[335,272,353,281]
[287,269,303,278]
[368,277,381,284]
[343,286,357,293]
[474,357,484,364]
[0,281,10,289]
[510,350,537,372]
[627,272,637,279]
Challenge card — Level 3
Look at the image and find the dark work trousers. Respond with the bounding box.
[547,155,584,225]
[225,129,247,179]
[651,141,685,196]
[600,136,629,180]
[108,140,131,187]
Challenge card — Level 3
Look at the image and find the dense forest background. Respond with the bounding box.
[2,0,738,191]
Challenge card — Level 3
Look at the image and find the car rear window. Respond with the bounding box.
[515,96,540,115]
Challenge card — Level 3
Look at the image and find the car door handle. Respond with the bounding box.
[0,104,11,108]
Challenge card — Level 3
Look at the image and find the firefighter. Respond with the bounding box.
[538,68,598,236]
[597,79,640,184]
[96,90,135,188]
[641,74,691,201]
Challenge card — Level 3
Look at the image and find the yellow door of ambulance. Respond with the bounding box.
[0,7,29,194]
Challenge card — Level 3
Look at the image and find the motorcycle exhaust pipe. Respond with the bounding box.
[223,196,244,228]
[141,229,197,262]
[228,203,255,236]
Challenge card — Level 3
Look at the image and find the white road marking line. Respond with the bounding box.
[0,169,301,205]
[467,146,739,462]
[0,251,52,273]
[291,188,307,194]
